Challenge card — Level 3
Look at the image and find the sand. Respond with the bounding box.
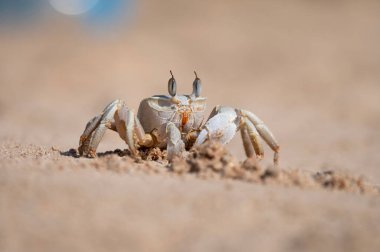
[1,0,380,251]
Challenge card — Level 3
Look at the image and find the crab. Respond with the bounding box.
[78,71,280,165]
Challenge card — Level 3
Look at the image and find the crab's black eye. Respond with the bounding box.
[193,71,201,97]
[168,70,177,97]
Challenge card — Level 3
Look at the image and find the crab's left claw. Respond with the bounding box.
[194,106,280,166]
[194,106,239,146]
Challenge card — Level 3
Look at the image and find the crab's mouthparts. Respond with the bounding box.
[181,111,189,127]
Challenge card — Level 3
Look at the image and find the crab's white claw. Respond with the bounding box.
[195,105,280,166]
[194,130,208,146]
[166,122,185,161]
[194,109,238,146]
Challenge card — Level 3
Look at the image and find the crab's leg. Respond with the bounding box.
[241,110,279,150]
[240,109,280,165]
[78,99,156,158]
[134,117,146,143]
[114,104,138,155]
[240,127,254,158]
[78,99,120,157]
[166,122,185,161]
[78,115,102,156]
[242,117,264,159]
[79,101,119,153]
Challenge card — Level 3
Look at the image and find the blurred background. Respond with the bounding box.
[0,0,380,177]
[2,1,380,252]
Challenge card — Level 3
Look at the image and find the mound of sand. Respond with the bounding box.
[175,142,379,195]
[57,142,380,195]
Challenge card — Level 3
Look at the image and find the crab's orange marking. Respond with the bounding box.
[181,112,189,127]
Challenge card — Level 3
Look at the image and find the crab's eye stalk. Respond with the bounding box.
[168,70,177,97]
[192,71,201,97]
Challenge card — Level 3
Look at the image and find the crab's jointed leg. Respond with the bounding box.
[241,118,264,159]
[241,109,280,165]
[240,127,255,158]
[78,100,119,157]
[242,117,264,159]
[78,99,154,157]
[78,115,102,156]
[241,110,279,150]
[114,104,140,155]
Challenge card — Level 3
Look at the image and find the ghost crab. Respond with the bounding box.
[78,71,280,165]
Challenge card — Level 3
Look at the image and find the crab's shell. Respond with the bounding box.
[137,95,207,144]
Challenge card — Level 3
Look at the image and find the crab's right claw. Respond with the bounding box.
[166,122,185,161]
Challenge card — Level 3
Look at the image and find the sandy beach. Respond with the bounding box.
[1,0,380,251]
